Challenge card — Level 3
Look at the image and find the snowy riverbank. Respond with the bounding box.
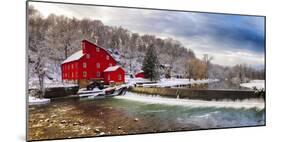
[29,81,78,90]
[240,80,265,90]
[140,78,219,88]
[29,96,50,105]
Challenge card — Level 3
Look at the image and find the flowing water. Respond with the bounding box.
[28,91,265,141]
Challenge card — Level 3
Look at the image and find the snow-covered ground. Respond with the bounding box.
[240,80,265,90]
[29,81,77,90]
[141,78,219,88]
[29,96,50,105]
[125,76,151,87]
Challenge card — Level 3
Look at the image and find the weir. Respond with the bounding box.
[130,87,264,101]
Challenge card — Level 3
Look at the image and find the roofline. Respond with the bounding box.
[61,50,84,65]
[61,40,118,64]
[61,58,81,65]
[103,65,124,72]
[82,40,118,63]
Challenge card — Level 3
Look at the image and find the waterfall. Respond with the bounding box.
[115,92,265,110]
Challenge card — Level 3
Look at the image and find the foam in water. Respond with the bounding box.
[115,92,265,110]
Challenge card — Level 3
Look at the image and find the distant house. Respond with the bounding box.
[61,40,125,87]
[135,71,145,78]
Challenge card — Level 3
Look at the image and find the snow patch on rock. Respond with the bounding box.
[29,96,50,105]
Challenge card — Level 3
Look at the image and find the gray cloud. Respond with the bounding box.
[30,2,265,67]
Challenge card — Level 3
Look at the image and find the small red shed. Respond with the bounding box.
[135,71,145,78]
[103,65,125,84]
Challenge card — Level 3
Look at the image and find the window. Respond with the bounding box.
[71,64,74,69]
[68,65,70,70]
[96,72,100,77]
[72,72,74,77]
[83,62,87,68]
[86,54,90,59]
[109,63,112,67]
[96,63,100,68]
[83,71,87,77]
[118,74,122,80]
[106,55,109,60]
[76,63,78,68]
[108,75,110,80]
[76,72,78,77]
[96,47,100,52]
[65,73,67,78]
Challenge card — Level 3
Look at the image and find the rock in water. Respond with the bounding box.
[60,120,67,124]
[95,128,100,133]
[118,126,122,129]
[134,118,139,122]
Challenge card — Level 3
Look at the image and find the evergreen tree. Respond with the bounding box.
[142,44,160,81]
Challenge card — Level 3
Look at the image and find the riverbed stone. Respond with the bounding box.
[44,118,50,122]
[134,118,139,122]
[95,128,100,133]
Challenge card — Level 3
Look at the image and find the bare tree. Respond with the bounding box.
[202,54,213,79]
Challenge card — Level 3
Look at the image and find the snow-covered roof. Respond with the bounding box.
[62,50,84,64]
[137,70,144,73]
[104,65,122,72]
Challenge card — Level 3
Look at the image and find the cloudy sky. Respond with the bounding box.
[30,2,265,68]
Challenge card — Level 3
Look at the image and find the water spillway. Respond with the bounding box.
[130,87,263,100]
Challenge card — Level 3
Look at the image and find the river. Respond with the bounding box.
[28,92,265,141]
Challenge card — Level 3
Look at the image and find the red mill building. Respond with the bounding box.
[61,40,125,87]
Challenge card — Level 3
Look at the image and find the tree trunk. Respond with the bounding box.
[64,44,68,59]
[38,74,45,98]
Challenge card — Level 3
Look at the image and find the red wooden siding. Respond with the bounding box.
[61,40,125,85]
[103,67,125,84]
[135,72,145,78]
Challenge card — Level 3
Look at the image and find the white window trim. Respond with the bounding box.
[86,54,90,59]
[83,62,87,68]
